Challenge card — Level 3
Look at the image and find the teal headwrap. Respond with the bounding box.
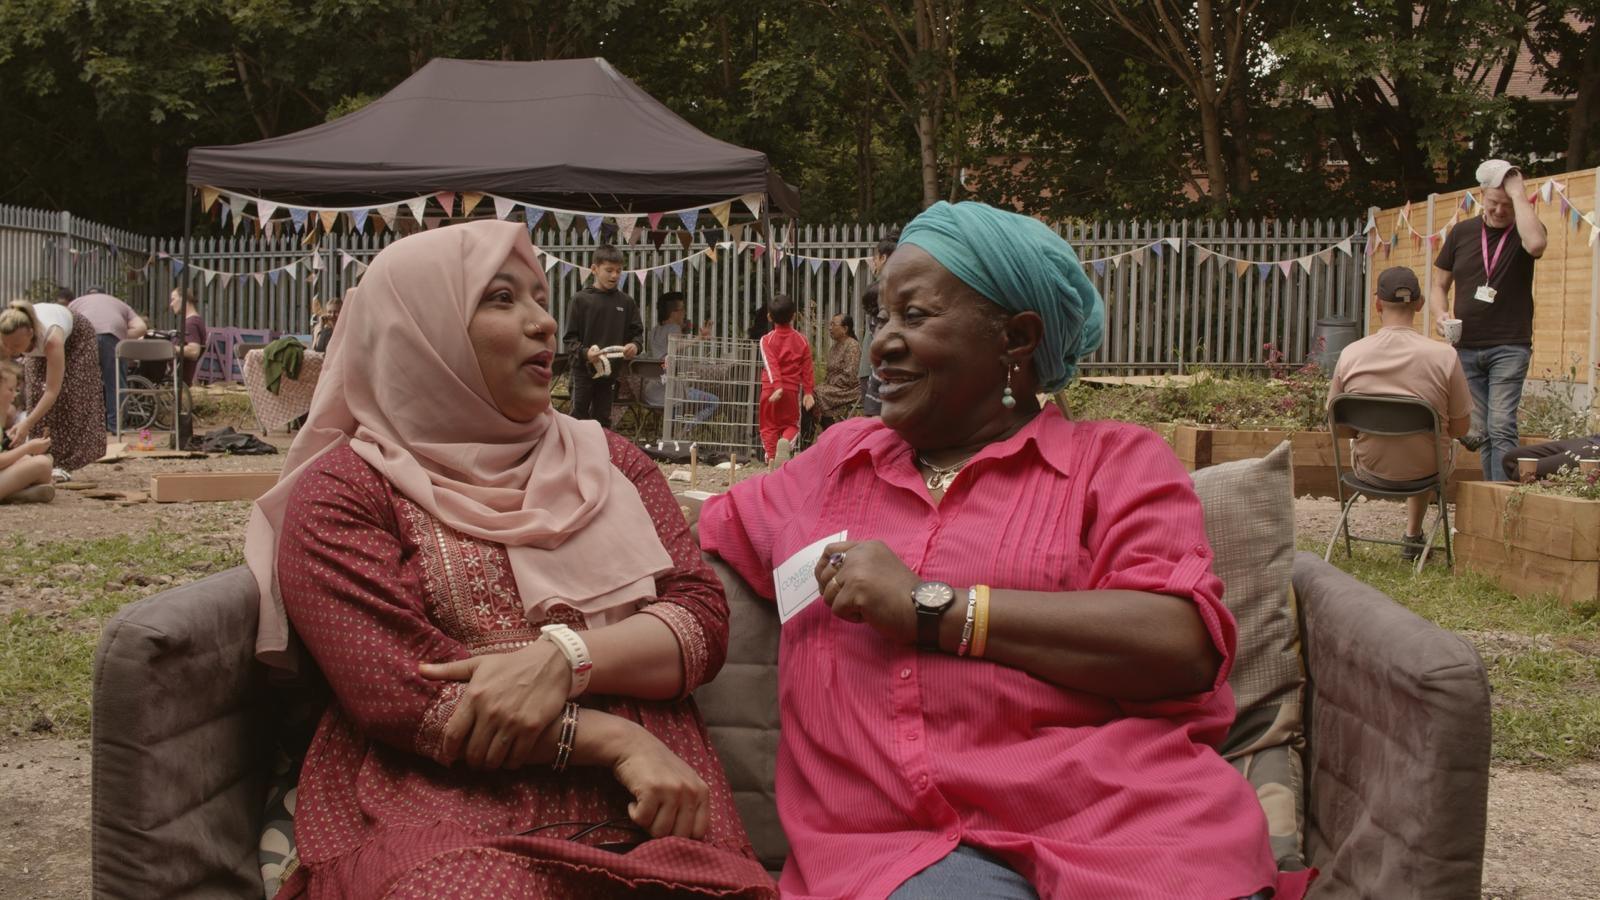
[897,201,1105,392]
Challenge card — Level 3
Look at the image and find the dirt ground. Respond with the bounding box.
[0,443,1592,897]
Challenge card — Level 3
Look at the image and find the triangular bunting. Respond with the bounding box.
[310,253,325,271]
[1092,259,1107,277]
[257,201,279,225]
[171,259,186,276]
[252,272,266,287]
[1256,262,1272,280]
[1297,256,1316,275]
[1194,247,1212,265]
[584,215,604,239]
[268,269,283,286]
[829,259,843,274]
[200,186,221,212]
[524,206,546,230]
[670,260,683,277]
[406,196,429,225]
[635,269,650,288]
[377,204,399,228]
[558,262,573,276]
[289,208,309,232]
[576,266,591,282]
[319,210,338,232]
[435,192,457,216]
[808,258,824,274]
[704,245,718,263]
[352,209,371,232]
[1540,181,1555,203]
[688,252,705,270]
[1164,237,1182,252]
[751,245,767,261]
[649,230,668,250]
[216,273,234,290]
[1336,237,1352,256]
[543,254,561,273]
[740,192,764,219]
[648,212,664,230]
[1150,242,1164,258]
[676,230,693,252]
[493,196,517,221]
[710,202,732,228]
[424,216,443,230]
[553,211,575,232]
[202,269,218,287]
[679,209,700,231]
[1364,210,1377,233]
[615,216,638,243]
[460,192,484,218]
[1278,260,1294,277]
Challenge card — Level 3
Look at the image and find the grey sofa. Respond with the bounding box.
[91,551,1489,899]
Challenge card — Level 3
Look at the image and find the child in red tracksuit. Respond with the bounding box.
[757,294,815,463]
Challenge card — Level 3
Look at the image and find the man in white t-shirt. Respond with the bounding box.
[1327,267,1472,560]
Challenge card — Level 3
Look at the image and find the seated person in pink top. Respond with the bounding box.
[1327,267,1471,560]
[699,201,1309,900]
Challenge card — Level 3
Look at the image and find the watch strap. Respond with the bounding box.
[539,624,593,698]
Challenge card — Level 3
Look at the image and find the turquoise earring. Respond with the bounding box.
[1001,365,1017,409]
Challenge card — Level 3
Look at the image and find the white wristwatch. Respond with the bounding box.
[539,624,593,698]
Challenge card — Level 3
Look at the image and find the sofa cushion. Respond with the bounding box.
[1189,441,1307,870]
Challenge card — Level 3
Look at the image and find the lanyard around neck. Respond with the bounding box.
[1480,223,1513,282]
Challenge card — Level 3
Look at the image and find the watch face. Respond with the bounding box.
[912,581,956,612]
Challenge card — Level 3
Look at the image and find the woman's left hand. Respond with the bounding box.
[813,540,920,643]
[7,420,30,445]
[419,641,572,770]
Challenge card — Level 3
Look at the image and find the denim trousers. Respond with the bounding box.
[95,332,125,430]
[887,845,1275,899]
[1457,344,1531,482]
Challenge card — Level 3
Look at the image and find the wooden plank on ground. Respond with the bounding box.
[150,472,280,503]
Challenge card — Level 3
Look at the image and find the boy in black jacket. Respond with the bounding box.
[562,243,643,423]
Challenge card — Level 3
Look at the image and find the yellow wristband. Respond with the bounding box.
[972,585,991,658]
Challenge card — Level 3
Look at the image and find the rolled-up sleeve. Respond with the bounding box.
[1081,428,1236,711]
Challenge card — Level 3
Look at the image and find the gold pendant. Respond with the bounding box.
[926,469,959,492]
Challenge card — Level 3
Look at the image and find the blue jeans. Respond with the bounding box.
[888,845,1274,899]
[1457,345,1531,482]
[682,387,720,424]
[95,333,125,430]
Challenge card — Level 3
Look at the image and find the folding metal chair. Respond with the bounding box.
[614,357,666,442]
[1325,392,1454,574]
[114,338,185,448]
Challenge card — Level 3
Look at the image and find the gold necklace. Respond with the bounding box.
[916,453,972,492]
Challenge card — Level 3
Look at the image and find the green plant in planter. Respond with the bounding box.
[1062,347,1331,432]
[1520,355,1591,441]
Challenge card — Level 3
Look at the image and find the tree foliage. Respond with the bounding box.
[0,0,1593,233]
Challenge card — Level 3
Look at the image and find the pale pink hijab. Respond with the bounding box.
[245,221,672,670]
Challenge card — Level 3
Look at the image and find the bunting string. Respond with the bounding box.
[1363,178,1600,257]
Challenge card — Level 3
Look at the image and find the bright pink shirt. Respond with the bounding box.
[699,407,1305,900]
[758,324,815,394]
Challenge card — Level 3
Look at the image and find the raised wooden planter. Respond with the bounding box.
[1166,425,1338,497]
[1453,481,1600,606]
[1158,424,1543,500]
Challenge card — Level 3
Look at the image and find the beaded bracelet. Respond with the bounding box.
[956,587,979,657]
[552,701,580,772]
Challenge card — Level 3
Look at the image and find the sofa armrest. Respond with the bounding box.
[91,566,268,899]
[1293,552,1490,899]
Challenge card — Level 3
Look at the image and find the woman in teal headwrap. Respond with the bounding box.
[698,201,1305,899]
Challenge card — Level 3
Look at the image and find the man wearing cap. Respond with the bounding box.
[1430,159,1547,482]
[1331,266,1472,560]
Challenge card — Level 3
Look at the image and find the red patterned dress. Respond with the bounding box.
[274,432,775,899]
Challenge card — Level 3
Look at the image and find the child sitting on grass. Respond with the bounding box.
[0,359,54,503]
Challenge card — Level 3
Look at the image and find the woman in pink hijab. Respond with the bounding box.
[245,221,774,898]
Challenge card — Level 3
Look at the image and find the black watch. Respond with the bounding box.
[911,581,957,649]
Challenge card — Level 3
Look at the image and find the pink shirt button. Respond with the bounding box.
[905,732,919,742]
[945,832,959,841]
[899,668,912,679]
[917,775,929,788]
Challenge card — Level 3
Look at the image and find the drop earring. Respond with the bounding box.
[1001,365,1017,409]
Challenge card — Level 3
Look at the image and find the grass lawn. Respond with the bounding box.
[0,533,243,738]
[1304,538,1600,767]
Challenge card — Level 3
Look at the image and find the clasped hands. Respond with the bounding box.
[419,639,710,840]
[812,540,921,644]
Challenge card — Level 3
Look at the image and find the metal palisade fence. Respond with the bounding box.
[3,203,1367,372]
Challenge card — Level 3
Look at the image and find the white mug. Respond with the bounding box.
[1440,318,1463,345]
